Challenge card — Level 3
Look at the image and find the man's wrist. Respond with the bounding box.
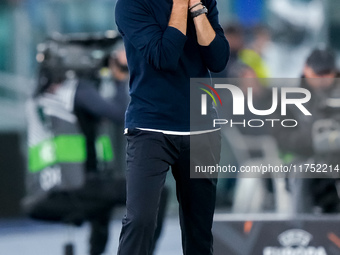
[189,2,202,11]
[191,6,208,18]
[190,4,204,12]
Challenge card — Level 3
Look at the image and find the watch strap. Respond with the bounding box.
[191,6,208,18]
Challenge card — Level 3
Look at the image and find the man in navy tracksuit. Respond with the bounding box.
[115,0,229,254]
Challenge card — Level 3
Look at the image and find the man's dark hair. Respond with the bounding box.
[306,47,336,75]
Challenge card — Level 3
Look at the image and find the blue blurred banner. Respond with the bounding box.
[234,0,264,27]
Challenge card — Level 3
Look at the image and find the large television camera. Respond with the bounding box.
[35,30,122,95]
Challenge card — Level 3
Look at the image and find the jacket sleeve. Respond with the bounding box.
[199,0,230,73]
[115,0,187,71]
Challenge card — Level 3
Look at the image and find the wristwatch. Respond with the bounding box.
[191,5,208,18]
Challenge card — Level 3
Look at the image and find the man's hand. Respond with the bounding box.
[169,0,190,35]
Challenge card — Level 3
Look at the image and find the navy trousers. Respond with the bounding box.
[117,129,221,255]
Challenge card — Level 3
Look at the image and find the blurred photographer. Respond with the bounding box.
[27,37,167,255]
[275,47,340,214]
[31,53,128,255]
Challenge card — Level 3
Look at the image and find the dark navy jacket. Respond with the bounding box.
[115,0,229,131]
